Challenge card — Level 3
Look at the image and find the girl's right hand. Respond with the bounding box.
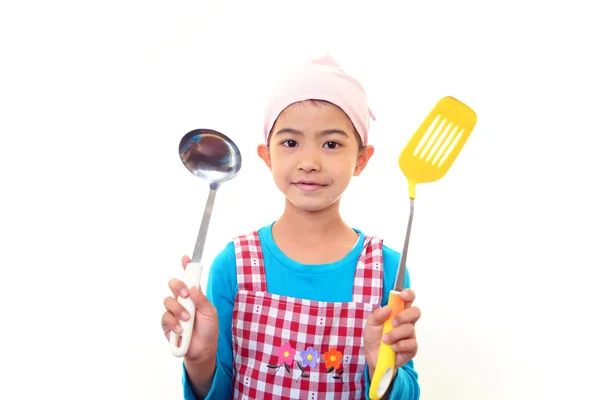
[161,255,219,364]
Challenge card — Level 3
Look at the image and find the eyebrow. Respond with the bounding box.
[274,128,349,138]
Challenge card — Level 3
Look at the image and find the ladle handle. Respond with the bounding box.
[170,262,203,357]
[191,188,217,264]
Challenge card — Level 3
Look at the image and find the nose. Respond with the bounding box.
[296,148,321,172]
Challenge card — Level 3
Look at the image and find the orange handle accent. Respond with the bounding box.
[385,290,405,326]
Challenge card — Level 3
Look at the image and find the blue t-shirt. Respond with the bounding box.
[182,223,420,399]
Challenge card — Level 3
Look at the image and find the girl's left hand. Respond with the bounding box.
[363,289,421,380]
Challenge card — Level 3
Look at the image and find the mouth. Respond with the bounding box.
[293,180,326,192]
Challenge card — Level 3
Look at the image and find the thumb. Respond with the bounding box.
[367,305,391,327]
[189,285,214,315]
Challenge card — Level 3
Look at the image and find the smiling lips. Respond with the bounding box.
[293,180,326,192]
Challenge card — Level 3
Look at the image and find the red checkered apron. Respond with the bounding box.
[231,231,384,399]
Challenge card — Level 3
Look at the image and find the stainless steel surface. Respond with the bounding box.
[178,129,242,264]
[394,198,414,292]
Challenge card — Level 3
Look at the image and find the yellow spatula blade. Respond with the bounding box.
[399,96,477,199]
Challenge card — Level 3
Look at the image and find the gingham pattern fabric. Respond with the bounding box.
[231,232,383,400]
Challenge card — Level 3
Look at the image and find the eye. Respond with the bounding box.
[281,139,298,147]
[323,141,340,149]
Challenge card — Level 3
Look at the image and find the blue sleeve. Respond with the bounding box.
[362,245,420,399]
[182,242,238,400]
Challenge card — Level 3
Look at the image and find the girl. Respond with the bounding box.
[162,54,421,400]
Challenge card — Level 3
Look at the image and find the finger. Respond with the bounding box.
[168,278,189,298]
[366,305,392,327]
[392,306,421,327]
[189,285,214,316]
[182,255,191,270]
[382,323,415,344]
[399,289,416,308]
[393,338,418,354]
[161,311,183,338]
[394,339,418,367]
[164,296,191,322]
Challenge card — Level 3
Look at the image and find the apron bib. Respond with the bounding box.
[231,232,383,399]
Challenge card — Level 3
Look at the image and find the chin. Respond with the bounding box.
[294,203,328,212]
[287,196,340,213]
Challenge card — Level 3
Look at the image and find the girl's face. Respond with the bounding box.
[258,100,374,212]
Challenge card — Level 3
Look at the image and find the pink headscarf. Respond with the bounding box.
[263,53,376,146]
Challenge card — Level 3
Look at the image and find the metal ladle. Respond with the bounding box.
[170,128,242,357]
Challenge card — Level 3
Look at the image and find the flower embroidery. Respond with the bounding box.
[323,347,344,382]
[267,342,295,375]
[324,348,342,369]
[278,342,296,365]
[295,346,319,382]
[299,347,319,368]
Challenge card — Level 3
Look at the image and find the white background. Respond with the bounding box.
[1,1,599,399]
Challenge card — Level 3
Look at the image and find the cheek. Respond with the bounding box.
[270,155,291,178]
[338,156,359,175]
[329,166,355,187]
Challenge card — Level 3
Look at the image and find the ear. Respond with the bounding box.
[353,145,375,176]
[257,144,272,170]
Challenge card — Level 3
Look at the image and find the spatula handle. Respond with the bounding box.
[170,262,203,357]
[369,290,405,399]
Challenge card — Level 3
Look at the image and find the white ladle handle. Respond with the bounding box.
[170,262,203,357]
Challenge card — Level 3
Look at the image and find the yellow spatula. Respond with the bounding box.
[369,96,477,399]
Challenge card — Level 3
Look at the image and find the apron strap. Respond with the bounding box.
[233,231,267,292]
[352,235,384,305]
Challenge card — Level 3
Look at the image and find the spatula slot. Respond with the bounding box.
[419,117,447,160]
[426,122,456,163]
[413,115,442,157]
[415,114,460,164]
[436,128,463,167]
